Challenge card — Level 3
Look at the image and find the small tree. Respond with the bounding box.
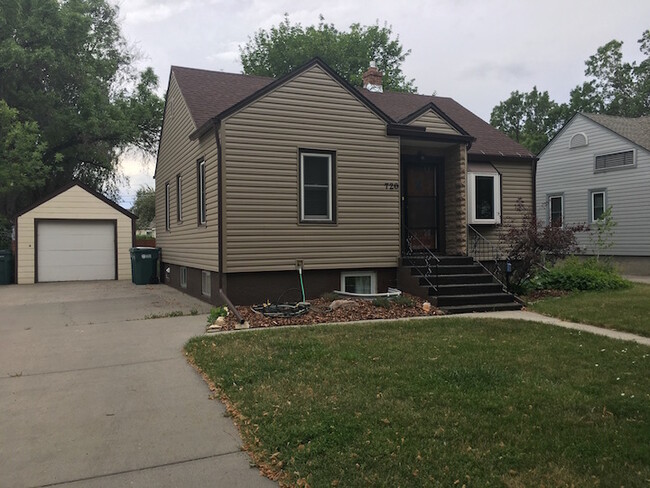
[589,206,616,262]
[130,185,155,230]
[500,199,587,286]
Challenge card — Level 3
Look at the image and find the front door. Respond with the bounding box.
[402,157,444,253]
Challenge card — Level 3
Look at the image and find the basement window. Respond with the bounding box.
[300,150,335,223]
[201,270,211,297]
[468,173,501,224]
[341,271,377,295]
[180,266,187,289]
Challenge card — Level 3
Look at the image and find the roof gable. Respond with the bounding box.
[405,107,462,135]
[15,181,136,220]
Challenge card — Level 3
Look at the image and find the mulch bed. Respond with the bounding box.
[210,294,439,332]
[524,289,571,302]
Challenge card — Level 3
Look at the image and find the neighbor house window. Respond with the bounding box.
[468,173,501,224]
[176,174,183,222]
[595,150,634,171]
[548,195,563,227]
[201,270,211,296]
[341,271,376,295]
[590,190,606,222]
[300,150,335,222]
[165,182,170,231]
[197,159,206,224]
[180,266,187,289]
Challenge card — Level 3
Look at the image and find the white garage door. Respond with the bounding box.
[37,221,116,282]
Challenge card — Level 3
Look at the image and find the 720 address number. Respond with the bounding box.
[384,182,399,190]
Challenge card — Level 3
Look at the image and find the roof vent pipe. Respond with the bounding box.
[362,62,383,93]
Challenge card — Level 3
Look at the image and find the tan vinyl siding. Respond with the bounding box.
[16,185,132,284]
[155,74,219,271]
[473,160,534,244]
[409,109,460,135]
[223,65,400,273]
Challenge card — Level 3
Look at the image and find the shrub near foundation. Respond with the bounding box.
[535,257,630,291]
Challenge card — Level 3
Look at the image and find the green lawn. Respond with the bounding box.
[185,319,650,487]
[529,283,650,337]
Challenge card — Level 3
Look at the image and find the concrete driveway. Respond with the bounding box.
[0,281,275,487]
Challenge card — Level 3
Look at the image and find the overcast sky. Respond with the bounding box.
[114,0,649,206]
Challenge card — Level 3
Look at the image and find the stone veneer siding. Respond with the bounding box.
[444,144,467,255]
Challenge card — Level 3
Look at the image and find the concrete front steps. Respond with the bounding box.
[397,255,522,314]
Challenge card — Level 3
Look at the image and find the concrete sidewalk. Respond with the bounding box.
[624,275,650,285]
[450,310,650,346]
[0,282,274,488]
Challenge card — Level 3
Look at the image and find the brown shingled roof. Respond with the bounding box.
[361,90,536,159]
[171,66,273,129]
[582,113,650,153]
[170,63,535,160]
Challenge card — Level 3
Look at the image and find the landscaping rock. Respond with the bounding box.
[329,299,358,311]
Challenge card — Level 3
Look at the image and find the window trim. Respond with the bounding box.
[589,189,607,223]
[197,159,206,225]
[176,174,183,222]
[467,172,501,225]
[201,270,211,297]
[180,266,187,289]
[340,271,377,294]
[569,132,588,149]
[165,182,170,231]
[299,149,336,223]
[594,149,636,173]
[547,193,564,227]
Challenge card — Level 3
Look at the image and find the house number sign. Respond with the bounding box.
[384,182,399,190]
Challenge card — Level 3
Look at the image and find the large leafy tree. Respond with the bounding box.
[240,15,416,93]
[0,0,164,218]
[489,87,567,154]
[491,29,650,154]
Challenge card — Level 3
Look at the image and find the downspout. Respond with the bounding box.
[213,120,245,325]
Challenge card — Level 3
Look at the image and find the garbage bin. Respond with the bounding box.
[0,250,12,285]
[130,247,160,285]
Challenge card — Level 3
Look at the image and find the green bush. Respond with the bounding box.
[207,306,228,325]
[372,297,391,309]
[391,294,414,307]
[536,257,630,291]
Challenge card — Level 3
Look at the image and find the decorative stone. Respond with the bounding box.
[235,321,250,330]
[216,316,226,325]
[422,301,431,312]
[329,299,358,311]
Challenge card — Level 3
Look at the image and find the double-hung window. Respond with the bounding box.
[165,182,170,231]
[468,172,501,224]
[548,195,563,227]
[197,160,206,225]
[590,190,606,222]
[176,174,183,222]
[300,150,335,222]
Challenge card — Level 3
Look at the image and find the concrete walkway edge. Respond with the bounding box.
[213,310,650,346]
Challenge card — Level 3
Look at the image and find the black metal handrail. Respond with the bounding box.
[403,224,440,293]
[467,224,507,290]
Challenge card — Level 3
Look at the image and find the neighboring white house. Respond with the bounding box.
[536,113,650,274]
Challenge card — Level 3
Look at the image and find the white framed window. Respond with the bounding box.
[468,172,501,224]
[548,194,563,227]
[300,150,334,222]
[198,159,206,225]
[594,150,635,172]
[176,174,183,222]
[201,270,211,296]
[180,266,187,289]
[341,271,377,295]
[590,190,606,222]
[165,182,170,231]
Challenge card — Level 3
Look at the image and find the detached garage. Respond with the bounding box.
[16,182,135,284]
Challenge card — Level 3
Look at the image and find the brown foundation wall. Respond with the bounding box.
[163,262,398,305]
